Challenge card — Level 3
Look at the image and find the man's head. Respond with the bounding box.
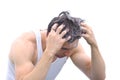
[47,11,84,43]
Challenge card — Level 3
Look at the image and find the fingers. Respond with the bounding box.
[51,23,68,37]
[60,29,69,37]
[81,26,88,34]
[56,24,65,34]
[61,35,71,43]
[80,22,95,40]
[80,22,93,33]
[51,24,66,35]
[80,22,92,30]
[81,26,90,39]
[80,22,88,27]
[51,23,71,42]
[65,35,71,41]
[51,23,58,32]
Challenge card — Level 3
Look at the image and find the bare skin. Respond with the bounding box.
[9,23,105,80]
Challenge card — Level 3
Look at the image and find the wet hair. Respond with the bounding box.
[47,11,84,43]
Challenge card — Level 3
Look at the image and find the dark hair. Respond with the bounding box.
[47,11,84,43]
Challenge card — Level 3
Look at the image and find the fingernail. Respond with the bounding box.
[54,23,58,26]
[66,28,69,32]
[80,22,84,25]
[68,36,71,39]
[62,24,65,27]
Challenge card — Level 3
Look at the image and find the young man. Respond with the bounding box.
[6,11,106,80]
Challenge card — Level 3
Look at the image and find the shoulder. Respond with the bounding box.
[9,31,36,64]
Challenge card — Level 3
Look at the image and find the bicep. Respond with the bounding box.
[13,50,35,80]
[9,39,35,80]
[15,61,34,80]
[70,44,91,78]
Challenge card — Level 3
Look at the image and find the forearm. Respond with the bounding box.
[23,51,54,80]
[90,44,106,80]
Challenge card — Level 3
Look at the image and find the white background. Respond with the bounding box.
[0,0,120,80]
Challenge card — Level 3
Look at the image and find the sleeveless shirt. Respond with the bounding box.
[6,30,67,80]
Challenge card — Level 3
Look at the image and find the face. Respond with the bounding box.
[55,39,79,58]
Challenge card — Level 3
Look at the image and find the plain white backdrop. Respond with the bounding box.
[0,0,120,80]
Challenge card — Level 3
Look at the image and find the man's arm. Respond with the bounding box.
[10,38,54,80]
[90,42,106,80]
[10,24,70,80]
[70,23,106,80]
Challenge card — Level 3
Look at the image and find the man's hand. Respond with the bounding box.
[80,22,97,46]
[45,23,71,56]
[80,22,106,80]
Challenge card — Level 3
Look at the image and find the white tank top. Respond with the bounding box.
[6,30,67,80]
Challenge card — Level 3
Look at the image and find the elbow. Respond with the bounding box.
[91,67,106,80]
[99,74,106,80]
[90,71,106,80]
[91,74,106,80]
[100,67,106,80]
[102,73,106,80]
